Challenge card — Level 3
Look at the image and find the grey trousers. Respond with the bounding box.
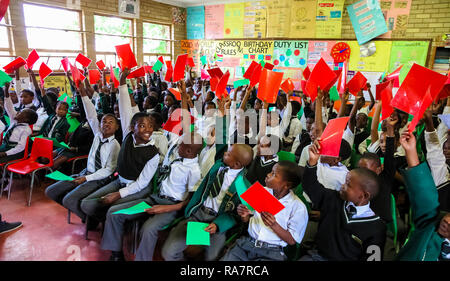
[80,178,152,222]
[298,249,328,261]
[220,236,287,261]
[161,207,227,261]
[45,170,106,221]
[101,194,178,261]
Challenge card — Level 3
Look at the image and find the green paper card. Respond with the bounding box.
[259,60,265,68]
[4,115,10,126]
[46,170,74,181]
[112,202,152,215]
[186,222,210,246]
[58,93,72,107]
[233,79,250,88]
[235,174,255,211]
[277,151,296,163]
[66,113,81,133]
[329,86,340,102]
[380,157,384,165]
[0,69,12,87]
[200,56,207,66]
[152,60,163,72]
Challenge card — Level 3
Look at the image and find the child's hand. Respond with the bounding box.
[178,79,186,95]
[317,87,323,101]
[399,131,416,153]
[204,223,218,234]
[119,68,130,86]
[261,212,277,228]
[100,192,121,205]
[308,140,321,166]
[237,204,251,222]
[145,205,172,214]
[72,176,86,185]
[0,152,6,158]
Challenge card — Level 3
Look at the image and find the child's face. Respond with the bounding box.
[265,164,287,189]
[206,126,215,146]
[267,112,279,127]
[56,103,68,118]
[15,110,28,123]
[356,113,368,129]
[254,99,262,111]
[438,214,450,239]
[357,97,365,110]
[101,115,119,137]
[143,97,152,110]
[132,117,154,143]
[257,135,273,157]
[204,104,215,117]
[339,170,367,205]
[20,92,33,105]
[320,155,340,166]
[164,95,174,108]
[358,158,382,175]
[10,91,18,104]
[306,117,314,132]
[309,123,320,142]
[443,137,450,166]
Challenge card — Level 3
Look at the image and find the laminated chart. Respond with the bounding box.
[290,0,317,38]
[205,5,224,39]
[315,0,345,38]
[267,0,291,38]
[223,3,245,39]
[244,1,267,39]
[273,40,309,68]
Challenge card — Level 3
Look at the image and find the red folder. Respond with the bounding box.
[346,72,367,96]
[165,60,173,82]
[257,68,284,104]
[3,57,26,73]
[115,43,137,70]
[239,181,285,216]
[207,67,223,79]
[109,66,119,88]
[319,117,350,157]
[264,62,274,70]
[215,70,230,99]
[173,54,188,82]
[201,68,210,80]
[380,80,394,121]
[408,86,433,132]
[385,65,403,88]
[96,60,106,70]
[88,69,101,85]
[127,66,146,79]
[187,57,195,68]
[324,69,342,92]
[61,57,70,73]
[337,60,348,94]
[70,63,85,87]
[75,53,91,68]
[376,79,393,101]
[144,65,154,74]
[301,80,307,96]
[306,58,337,102]
[39,62,52,82]
[25,49,40,70]
[249,63,263,88]
[243,61,258,80]
[280,78,294,94]
[210,76,219,92]
[162,108,195,136]
[302,66,311,80]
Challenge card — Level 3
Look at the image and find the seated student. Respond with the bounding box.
[45,82,121,223]
[0,82,38,164]
[221,161,309,261]
[80,68,160,226]
[246,134,281,186]
[12,70,38,112]
[282,100,302,151]
[228,88,258,149]
[291,114,314,162]
[194,124,217,191]
[259,93,292,140]
[143,95,161,114]
[148,111,168,163]
[101,132,203,261]
[394,130,450,261]
[161,91,177,123]
[161,143,254,261]
[300,139,386,261]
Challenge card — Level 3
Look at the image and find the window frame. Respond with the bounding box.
[142,20,173,63]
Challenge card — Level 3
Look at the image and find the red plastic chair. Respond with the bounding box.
[7,138,54,206]
[0,136,31,196]
[67,155,89,175]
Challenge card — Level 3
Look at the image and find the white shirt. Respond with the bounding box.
[81,96,121,182]
[317,161,349,191]
[159,157,201,201]
[345,201,375,219]
[3,96,32,156]
[33,107,48,132]
[0,120,5,135]
[203,167,243,213]
[150,129,169,164]
[298,144,311,167]
[248,188,308,247]
[193,145,216,191]
[283,117,303,144]
[425,130,450,187]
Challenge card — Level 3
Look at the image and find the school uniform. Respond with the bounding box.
[221,187,308,261]
[282,116,302,150]
[45,95,121,221]
[55,121,94,159]
[80,85,160,222]
[161,160,245,261]
[32,107,49,133]
[150,128,169,164]
[192,144,216,192]
[39,114,70,143]
[301,163,386,261]
[291,129,311,163]
[101,156,201,261]
[245,155,278,186]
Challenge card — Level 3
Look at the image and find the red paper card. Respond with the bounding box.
[127,66,146,79]
[301,80,307,96]
[408,86,433,132]
[3,57,26,73]
[391,63,447,115]
[70,63,85,87]
[0,0,9,22]
[243,61,258,80]
[25,49,39,70]
[324,69,342,92]
[168,88,181,101]
[39,62,52,81]
[109,66,119,88]
[319,117,350,157]
[115,43,137,70]
[88,69,101,85]
[158,56,165,64]
[290,96,302,104]
[187,57,195,68]
[165,60,173,82]
[249,63,263,88]
[215,70,230,99]
[162,108,195,136]
[306,58,337,102]
[346,71,367,96]
[210,76,219,92]
[337,60,348,94]
[385,65,403,88]
[303,66,311,80]
[280,78,294,94]
[144,65,154,74]
[173,54,188,82]
[61,57,70,73]
[201,68,210,80]
[239,181,285,216]
[380,80,394,121]
[257,68,284,104]
[76,53,91,68]
[264,62,274,70]
[376,79,393,101]
[207,67,223,79]
[96,60,106,70]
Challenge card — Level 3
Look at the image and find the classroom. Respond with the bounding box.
[0,0,449,266]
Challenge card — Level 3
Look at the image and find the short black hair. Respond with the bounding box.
[148,111,163,130]
[22,108,38,125]
[21,89,35,97]
[145,95,159,108]
[102,113,120,128]
[130,112,151,129]
[262,134,283,153]
[291,101,301,116]
[56,101,69,111]
[339,139,352,161]
[277,160,302,189]
[360,152,381,167]
[352,167,380,199]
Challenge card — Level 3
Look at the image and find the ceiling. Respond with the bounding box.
[152,0,259,7]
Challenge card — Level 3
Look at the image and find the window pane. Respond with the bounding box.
[144,55,171,65]
[0,51,15,68]
[26,28,82,51]
[95,34,132,53]
[94,15,131,36]
[143,22,170,40]
[96,54,118,68]
[0,18,8,48]
[30,52,79,71]
[143,39,169,54]
[23,4,80,30]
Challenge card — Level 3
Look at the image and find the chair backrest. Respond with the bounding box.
[21,137,30,160]
[29,137,54,166]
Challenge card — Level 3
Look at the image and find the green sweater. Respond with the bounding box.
[396,162,445,261]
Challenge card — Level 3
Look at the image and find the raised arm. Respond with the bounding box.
[366,83,375,111]
[348,90,363,133]
[370,101,382,144]
[315,87,324,135]
[3,82,17,120]
[337,89,349,118]
[79,82,100,136]
[117,68,133,138]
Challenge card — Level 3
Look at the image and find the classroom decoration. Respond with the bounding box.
[290,0,316,38]
[330,42,350,63]
[315,0,345,38]
[388,41,429,84]
[273,40,308,68]
[186,6,205,39]
[379,0,412,38]
[244,1,267,38]
[319,117,350,157]
[347,0,388,45]
[205,5,224,39]
[240,181,285,216]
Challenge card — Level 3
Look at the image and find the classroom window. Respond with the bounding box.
[143,55,171,65]
[0,17,10,49]
[23,3,82,51]
[143,22,172,63]
[94,15,133,53]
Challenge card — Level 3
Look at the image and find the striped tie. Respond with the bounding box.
[210,167,228,198]
[95,140,107,171]
[157,158,182,186]
[44,116,57,136]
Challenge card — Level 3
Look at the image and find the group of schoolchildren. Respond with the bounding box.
[0,63,449,262]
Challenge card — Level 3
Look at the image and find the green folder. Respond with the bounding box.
[259,60,266,68]
[152,60,163,72]
[200,56,207,66]
[186,222,210,246]
[233,79,250,88]
[4,115,10,126]
[329,85,340,101]
[66,113,81,133]
[112,202,152,215]
[31,135,70,149]
[380,157,384,165]
[0,69,12,87]
[235,174,255,211]
[58,93,73,107]
[46,170,74,181]
[277,151,296,163]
